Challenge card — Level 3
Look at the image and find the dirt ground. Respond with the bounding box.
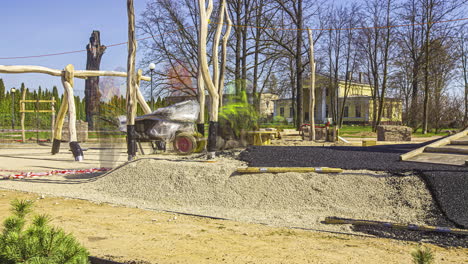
[1,189,467,264]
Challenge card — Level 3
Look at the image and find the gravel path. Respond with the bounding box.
[0,152,462,245]
[239,144,468,228]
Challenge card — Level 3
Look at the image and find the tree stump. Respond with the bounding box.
[85,30,106,130]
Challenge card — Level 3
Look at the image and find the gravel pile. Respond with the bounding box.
[1,147,465,246]
[239,145,468,228]
[90,157,446,234]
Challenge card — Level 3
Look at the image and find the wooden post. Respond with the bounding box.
[52,89,68,154]
[51,97,55,141]
[308,29,316,141]
[20,88,26,143]
[126,0,138,161]
[135,69,152,115]
[62,64,83,161]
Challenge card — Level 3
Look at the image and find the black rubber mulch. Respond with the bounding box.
[239,143,468,228]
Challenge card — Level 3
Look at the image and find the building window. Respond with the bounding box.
[355,104,361,118]
[280,107,284,117]
[289,107,294,118]
[344,106,349,117]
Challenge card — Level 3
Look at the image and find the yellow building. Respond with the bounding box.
[274,74,402,124]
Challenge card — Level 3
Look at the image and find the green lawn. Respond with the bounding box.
[338,125,453,138]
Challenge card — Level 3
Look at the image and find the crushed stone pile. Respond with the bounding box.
[91,158,446,231]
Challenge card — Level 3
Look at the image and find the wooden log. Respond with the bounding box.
[20,110,55,113]
[62,65,77,142]
[324,216,468,236]
[52,87,68,154]
[308,29,316,141]
[236,167,343,174]
[21,99,56,103]
[0,65,151,81]
[0,65,63,77]
[135,69,152,115]
[400,129,468,160]
[62,64,83,161]
[126,0,138,161]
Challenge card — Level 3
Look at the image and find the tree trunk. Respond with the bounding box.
[234,1,242,95]
[308,29,316,141]
[461,30,468,127]
[241,0,249,94]
[376,0,392,128]
[85,30,106,130]
[126,0,138,161]
[252,0,262,112]
[295,0,303,130]
[422,0,433,134]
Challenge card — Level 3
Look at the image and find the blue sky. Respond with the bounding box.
[0,0,352,98]
[0,0,148,97]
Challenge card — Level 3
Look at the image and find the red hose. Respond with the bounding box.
[1,168,111,180]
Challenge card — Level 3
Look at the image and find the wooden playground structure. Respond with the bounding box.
[19,89,56,143]
[0,64,152,161]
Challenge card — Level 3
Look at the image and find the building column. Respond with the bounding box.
[321,87,326,122]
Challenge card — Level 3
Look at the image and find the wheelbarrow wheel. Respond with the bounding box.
[173,132,197,154]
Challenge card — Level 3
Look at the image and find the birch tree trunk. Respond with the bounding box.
[218,3,232,110]
[198,0,230,158]
[197,67,206,135]
[308,29,316,141]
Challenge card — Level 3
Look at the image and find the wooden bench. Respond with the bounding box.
[246,131,277,146]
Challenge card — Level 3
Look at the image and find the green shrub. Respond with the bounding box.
[272,116,287,124]
[219,91,259,139]
[0,199,89,264]
[411,246,434,264]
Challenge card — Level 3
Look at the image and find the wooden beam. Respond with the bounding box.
[21,99,56,103]
[400,129,468,160]
[236,167,343,174]
[20,110,55,113]
[324,216,468,236]
[0,65,151,81]
[136,69,152,115]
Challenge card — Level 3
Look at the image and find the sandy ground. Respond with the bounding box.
[1,190,467,264]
